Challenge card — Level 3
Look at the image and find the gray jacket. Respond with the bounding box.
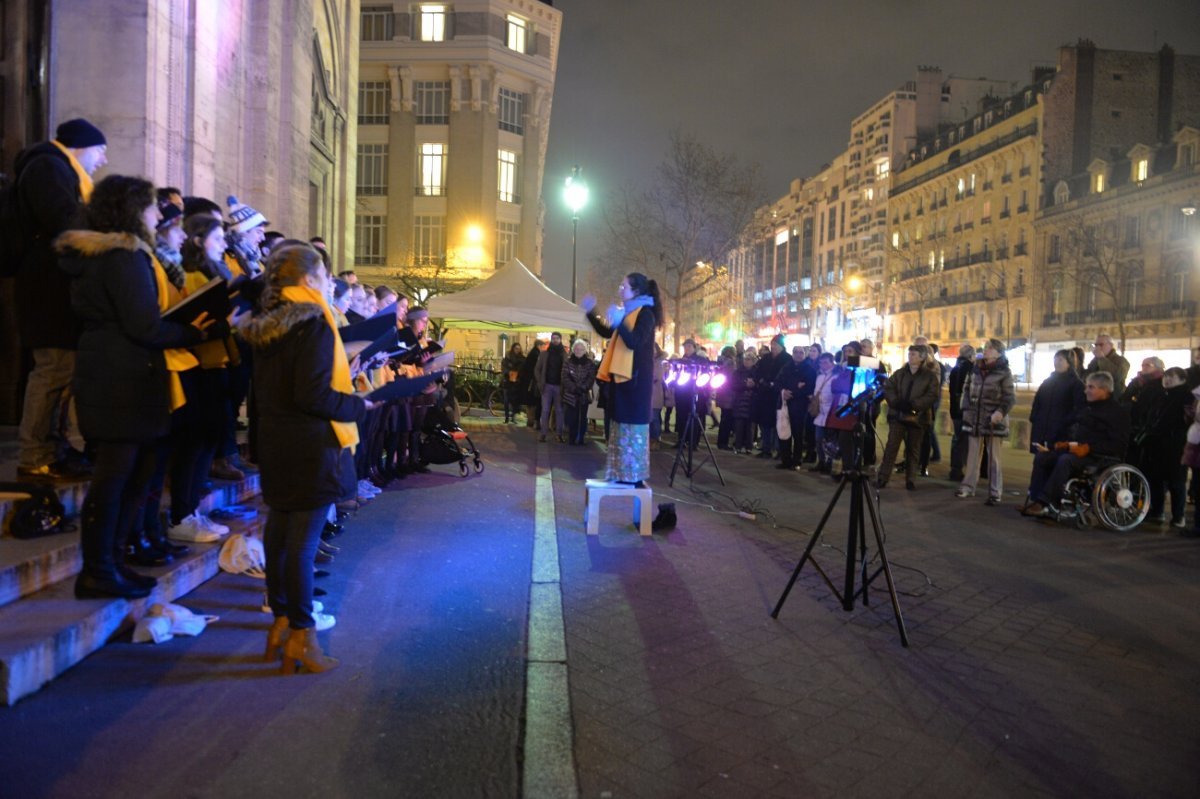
[960,356,1016,437]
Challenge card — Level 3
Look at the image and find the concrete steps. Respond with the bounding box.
[0,473,262,705]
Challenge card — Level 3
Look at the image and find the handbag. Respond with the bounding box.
[776,404,792,440]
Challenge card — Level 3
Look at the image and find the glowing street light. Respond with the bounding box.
[564,165,589,303]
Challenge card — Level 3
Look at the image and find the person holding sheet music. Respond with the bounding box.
[241,243,376,674]
[55,176,225,599]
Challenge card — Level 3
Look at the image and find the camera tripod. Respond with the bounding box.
[770,417,909,647]
[668,392,725,487]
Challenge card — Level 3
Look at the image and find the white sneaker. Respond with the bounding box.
[167,514,222,543]
[313,612,336,631]
[357,480,380,496]
[955,488,973,499]
[197,514,230,535]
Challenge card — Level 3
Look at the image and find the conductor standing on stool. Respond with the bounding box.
[581,273,663,487]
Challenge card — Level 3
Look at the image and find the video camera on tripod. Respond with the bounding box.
[834,354,886,419]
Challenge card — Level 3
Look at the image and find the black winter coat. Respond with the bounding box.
[1068,396,1130,460]
[777,357,817,415]
[731,365,756,420]
[585,307,657,425]
[518,346,540,405]
[752,351,789,426]
[56,231,204,442]
[1142,383,1191,477]
[12,142,86,349]
[242,301,367,511]
[1029,370,1086,451]
[948,355,973,420]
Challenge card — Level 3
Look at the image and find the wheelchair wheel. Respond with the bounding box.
[1091,464,1150,532]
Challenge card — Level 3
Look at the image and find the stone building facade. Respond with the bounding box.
[882,81,1046,374]
[354,0,561,293]
[1032,43,1200,378]
[0,0,358,422]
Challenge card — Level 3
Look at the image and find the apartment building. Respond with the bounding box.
[355,0,561,290]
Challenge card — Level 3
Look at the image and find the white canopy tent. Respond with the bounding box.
[426,259,585,331]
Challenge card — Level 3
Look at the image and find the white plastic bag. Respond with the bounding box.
[219,532,266,578]
[132,603,219,644]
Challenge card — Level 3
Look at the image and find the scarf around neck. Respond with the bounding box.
[279,285,359,452]
[597,295,653,384]
[50,140,94,203]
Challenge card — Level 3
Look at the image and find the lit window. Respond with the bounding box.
[865,187,874,202]
[957,177,965,195]
[1134,158,1149,182]
[1093,173,1105,193]
[876,159,890,178]
[419,4,447,42]
[418,143,447,196]
[891,232,899,248]
[506,14,527,53]
[498,149,519,203]
[774,229,788,246]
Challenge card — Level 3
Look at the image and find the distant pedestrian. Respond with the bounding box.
[956,339,1015,505]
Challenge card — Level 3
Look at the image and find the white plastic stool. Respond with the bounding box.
[583,479,652,536]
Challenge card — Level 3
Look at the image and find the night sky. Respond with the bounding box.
[539,0,1200,299]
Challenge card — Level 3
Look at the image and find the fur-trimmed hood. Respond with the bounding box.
[239,301,325,350]
[54,230,148,257]
[54,231,152,277]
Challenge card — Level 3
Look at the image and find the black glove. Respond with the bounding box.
[203,318,231,342]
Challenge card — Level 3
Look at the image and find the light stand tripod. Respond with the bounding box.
[770,401,909,647]
[668,390,726,487]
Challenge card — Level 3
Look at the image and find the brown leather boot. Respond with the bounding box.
[280,627,339,675]
[264,616,289,662]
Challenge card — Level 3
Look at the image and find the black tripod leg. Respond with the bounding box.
[695,416,727,486]
[771,475,850,618]
[667,413,694,487]
[843,482,861,611]
[861,481,910,647]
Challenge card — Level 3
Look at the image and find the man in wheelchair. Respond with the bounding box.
[1022,371,1131,518]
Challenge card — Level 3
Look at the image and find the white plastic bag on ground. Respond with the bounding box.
[219,532,266,578]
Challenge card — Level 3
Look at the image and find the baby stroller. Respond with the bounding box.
[420,402,483,477]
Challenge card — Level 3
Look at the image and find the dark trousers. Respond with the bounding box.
[565,398,589,444]
[1029,451,1088,504]
[81,440,159,573]
[733,417,754,450]
[1150,463,1188,521]
[919,406,942,467]
[879,421,926,484]
[717,407,735,449]
[264,504,329,629]
[777,406,807,466]
[502,387,519,421]
[949,417,968,477]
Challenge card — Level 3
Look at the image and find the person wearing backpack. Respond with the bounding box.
[9,119,109,481]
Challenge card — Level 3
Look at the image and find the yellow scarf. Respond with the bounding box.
[597,307,641,384]
[280,285,359,452]
[50,140,94,203]
[148,250,200,410]
[224,252,246,280]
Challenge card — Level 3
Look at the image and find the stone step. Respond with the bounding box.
[0,473,260,610]
[0,508,265,706]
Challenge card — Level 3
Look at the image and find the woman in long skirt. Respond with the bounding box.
[581,273,663,487]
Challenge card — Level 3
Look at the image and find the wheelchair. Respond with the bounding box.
[1054,457,1150,532]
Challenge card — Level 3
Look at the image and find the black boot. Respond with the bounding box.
[651,503,677,532]
[74,567,153,599]
[126,535,173,567]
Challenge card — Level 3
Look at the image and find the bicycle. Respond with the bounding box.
[453,365,503,417]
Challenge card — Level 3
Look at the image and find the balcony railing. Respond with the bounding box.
[1043,301,1197,327]
[415,186,447,197]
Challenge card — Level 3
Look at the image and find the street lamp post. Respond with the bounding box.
[564,165,589,303]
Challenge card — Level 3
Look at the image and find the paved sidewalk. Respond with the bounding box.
[0,419,1196,798]
[543,424,1200,798]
